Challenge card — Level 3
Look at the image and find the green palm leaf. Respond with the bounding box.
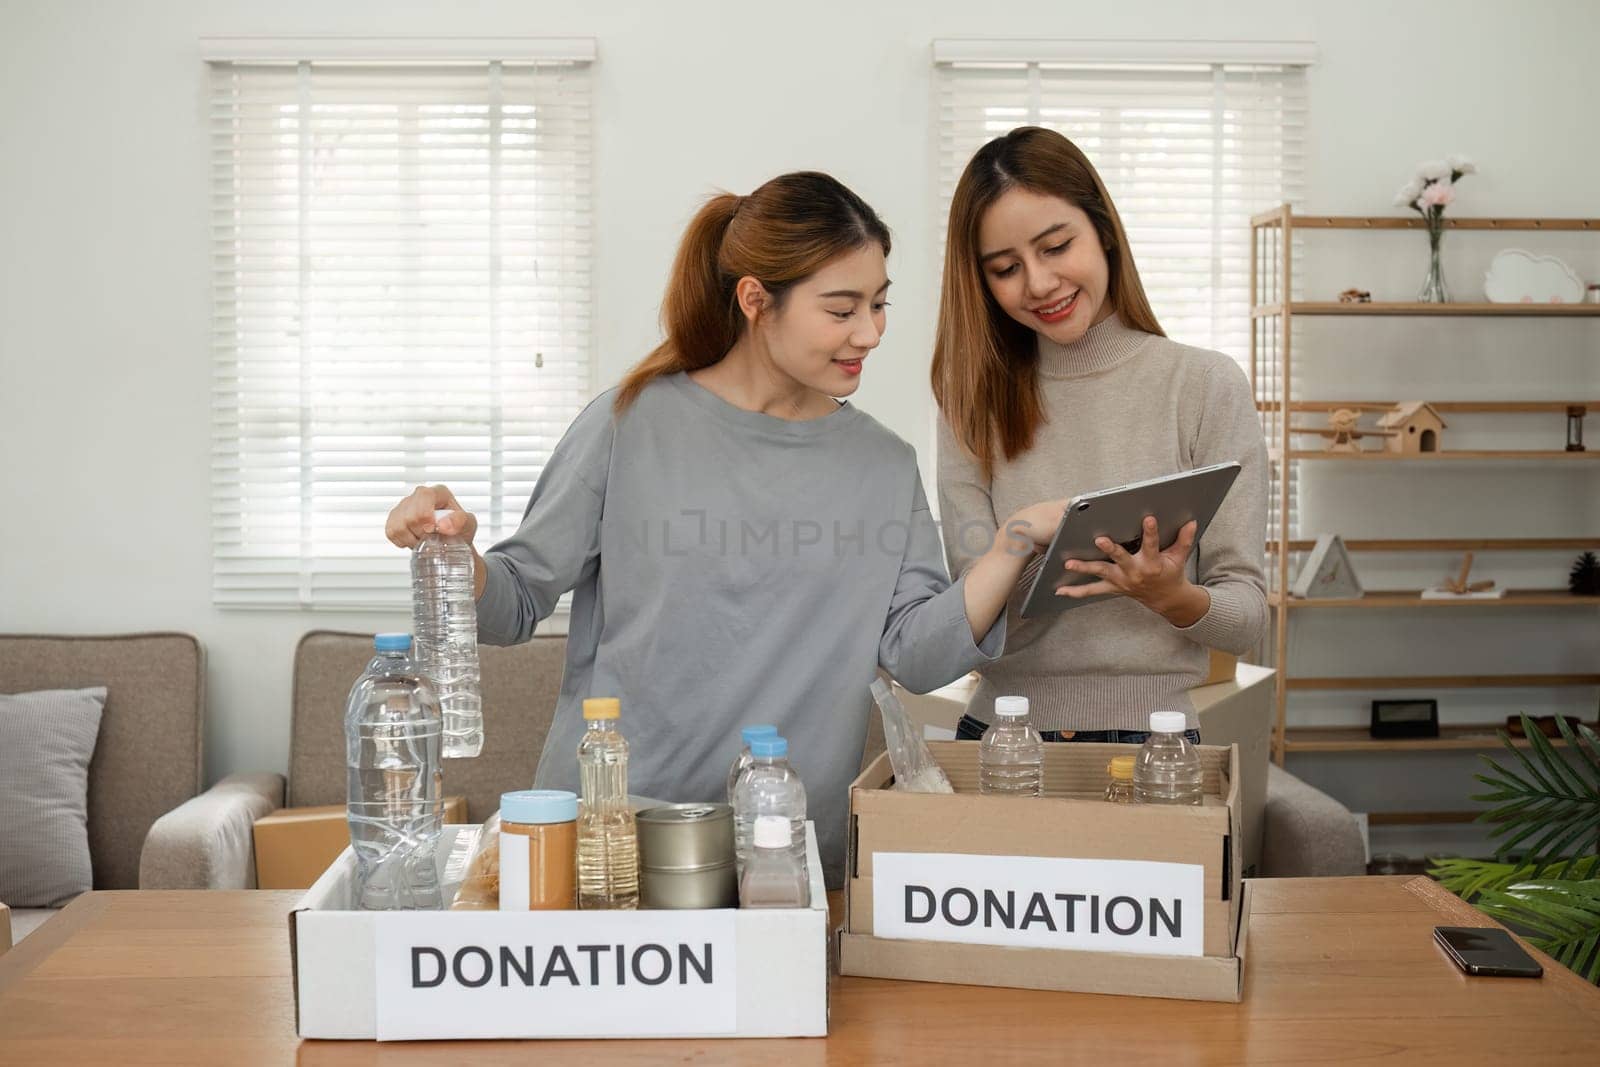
[1473,879,1600,984]
[1428,856,1600,900]
[1470,714,1600,874]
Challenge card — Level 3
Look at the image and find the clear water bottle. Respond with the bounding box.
[726,723,779,803]
[978,695,1044,797]
[1134,711,1204,806]
[732,736,807,880]
[344,633,444,910]
[739,814,810,909]
[576,697,639,909]
[411,517,483,758]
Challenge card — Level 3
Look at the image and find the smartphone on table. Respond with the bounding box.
[1433,926,1544,978]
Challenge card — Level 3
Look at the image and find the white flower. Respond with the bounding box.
[1394,177,1425,207]
[1448,154,1477,175]
[1417,159,1452,181]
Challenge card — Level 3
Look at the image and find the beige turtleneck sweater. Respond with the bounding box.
[936,314,1268,732]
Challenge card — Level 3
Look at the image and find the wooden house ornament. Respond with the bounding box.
[1377,401,1446,454]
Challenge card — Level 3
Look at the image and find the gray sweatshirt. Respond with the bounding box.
[937,315,1269,733]
[476,372,1005,887]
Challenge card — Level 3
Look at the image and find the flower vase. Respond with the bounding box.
[1418,212,1449,303]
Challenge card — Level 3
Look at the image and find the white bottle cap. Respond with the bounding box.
[994,696,1029,718]
[753,814,790,849]
[1149,711,1189,735]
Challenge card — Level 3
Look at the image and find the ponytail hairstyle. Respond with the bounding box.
[932,126,1163,479]
[615,171,891,411]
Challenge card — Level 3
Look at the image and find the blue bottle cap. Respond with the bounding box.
[750,736,788,759]
[374,633,412,652]
[740,724,779,745]
[501,790,579,825]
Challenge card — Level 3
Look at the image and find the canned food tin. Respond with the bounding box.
[637,803,737,909]
[638,863,737,909]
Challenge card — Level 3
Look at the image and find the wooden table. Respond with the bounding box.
[1,877,1597,1065]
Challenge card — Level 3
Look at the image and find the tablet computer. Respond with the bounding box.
[1017,461,1242,619]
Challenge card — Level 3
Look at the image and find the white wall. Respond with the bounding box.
[3,0,1597,856]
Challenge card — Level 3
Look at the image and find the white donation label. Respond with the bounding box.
[872,852,1205,958]
[374,909,737,1040]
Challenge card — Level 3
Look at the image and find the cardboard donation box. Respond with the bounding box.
[255,796,468,890]
[840,741,1250,1003]
[291,822,829,1040]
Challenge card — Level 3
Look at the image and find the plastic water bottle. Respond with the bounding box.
[869,678,954,793]
[1134,711,1204,806]
[739,814,810,909]
[344,633,444,910]
[978,696,1044,797]
[726,724,779,803]
[411,517,483,758]
[732,736,807,879]
[576,697,639,909]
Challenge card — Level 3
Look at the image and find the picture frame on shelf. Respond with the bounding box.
[1291,534,1363,599]
[1370,699,1440,740]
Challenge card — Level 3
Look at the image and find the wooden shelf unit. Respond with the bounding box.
[1273,538,1600,553]
[1274,449,1600,462]
[1283,724,1587,753]
[1254,301,1600,317]
[1286,673,1600,691]
[1250,212,1600,231]
[1265,401,1600,415]
[1271,590,1600,609]
[1249,206,1600,769]
[1365,811,1484,826]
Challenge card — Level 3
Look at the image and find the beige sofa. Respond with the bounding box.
[0,633,283,948]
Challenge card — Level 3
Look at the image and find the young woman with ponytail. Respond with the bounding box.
[933,128,1269,745]
[386,172,1063,886]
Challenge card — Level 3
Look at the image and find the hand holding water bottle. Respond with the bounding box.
[386,485,485,598]
[385,485,486,759]
[386,485,476,543]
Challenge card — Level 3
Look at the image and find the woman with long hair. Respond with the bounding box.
[933,127,1268,745]
[387,172,1065,885]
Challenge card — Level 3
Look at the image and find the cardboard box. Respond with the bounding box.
[290,822,829,1040]
[255,796,468,890]
[839,741,1248,1003]
[1204,650,1238,685]
[0,901,10,955]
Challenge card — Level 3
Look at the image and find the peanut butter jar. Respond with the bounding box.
[498,790,578,911]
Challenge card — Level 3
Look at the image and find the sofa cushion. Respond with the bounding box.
[0,633,204,890]
[0,687,106,907]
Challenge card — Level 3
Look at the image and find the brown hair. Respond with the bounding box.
[615,171,891,411]
[931,127,1163,478]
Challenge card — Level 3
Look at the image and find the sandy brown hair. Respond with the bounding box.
[932,127,1163,478]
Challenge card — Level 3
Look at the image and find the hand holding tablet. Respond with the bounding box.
[1018,462,1242,619]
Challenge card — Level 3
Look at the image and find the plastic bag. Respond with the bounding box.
[449,812,502,910]
[870,678,954,793]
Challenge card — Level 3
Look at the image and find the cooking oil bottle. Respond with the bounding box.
[576,697,640,909]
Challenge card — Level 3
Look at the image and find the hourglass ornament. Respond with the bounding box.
[1567,405,1586,453]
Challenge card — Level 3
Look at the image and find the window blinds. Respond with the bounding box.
[208,56,593,609]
